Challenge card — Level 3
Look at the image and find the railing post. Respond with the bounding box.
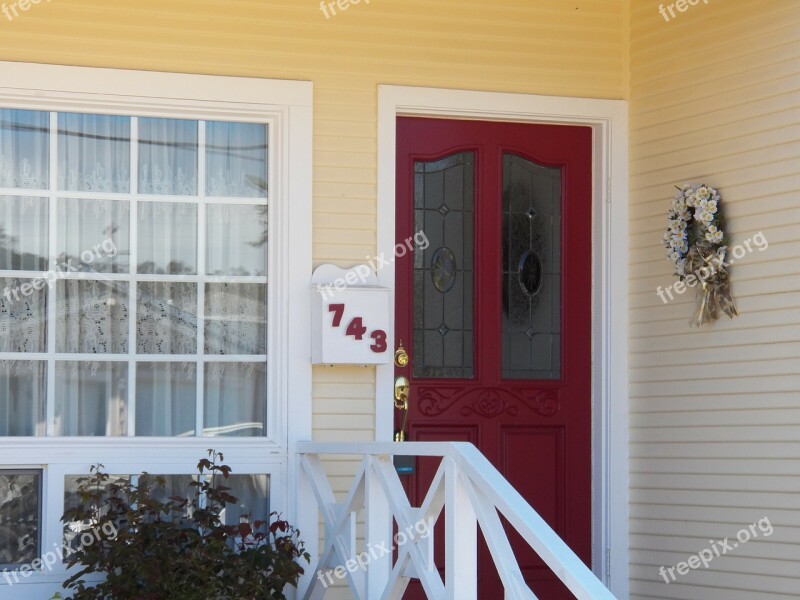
[294,453,321,600]
[445,457,477,600]
[365,455,393,599]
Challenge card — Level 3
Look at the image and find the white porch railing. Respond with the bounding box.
[296,442,617,600]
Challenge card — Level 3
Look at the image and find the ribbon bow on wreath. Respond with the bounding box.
[664,184,739,327]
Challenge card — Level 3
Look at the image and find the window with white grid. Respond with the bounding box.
[0,110,271,438]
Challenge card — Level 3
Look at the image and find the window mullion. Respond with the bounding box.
[45,111,57,437]
[128,117,139,438]
[196,120,207,438]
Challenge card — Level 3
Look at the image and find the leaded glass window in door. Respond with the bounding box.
[412,152,474,379]
[501,153,562,380]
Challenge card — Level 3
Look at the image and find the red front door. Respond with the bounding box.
[395,117,593,598]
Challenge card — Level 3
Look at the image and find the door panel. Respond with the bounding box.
[500,426,565,530]
[396,117,592,599]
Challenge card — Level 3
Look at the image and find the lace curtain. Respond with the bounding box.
[57,280,129,354]
[138,201,197,274]
[0,109,48,190]
[57,198,130,273]
[1,111,268,438]
[139,117,198,195]
[53,361,127,436]
[137,281,198,354]
[0,277,47,353]
[0,196,48,271]
[136,362,196,436]
[0,360,45,436]
[205,283,266,355]
[204,363,266,437]
[206,121,267,197]
[206,204,268,275]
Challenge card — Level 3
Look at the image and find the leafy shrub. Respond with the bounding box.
[58,451,308,600]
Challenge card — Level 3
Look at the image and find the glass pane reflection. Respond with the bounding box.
[54,361,128,436]
[0,471,41,566]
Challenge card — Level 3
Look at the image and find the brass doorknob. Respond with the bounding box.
[394,341,409,368]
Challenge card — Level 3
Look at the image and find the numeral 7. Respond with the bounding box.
[329,303,345,327]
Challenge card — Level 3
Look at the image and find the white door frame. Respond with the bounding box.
[375,85,630,599]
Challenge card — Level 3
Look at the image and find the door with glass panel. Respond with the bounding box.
[395,117,593,599]
[0,109,272,576]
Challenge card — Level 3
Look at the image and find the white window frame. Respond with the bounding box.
[0,63,312,597]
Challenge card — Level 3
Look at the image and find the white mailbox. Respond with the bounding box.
[311,265,392,366]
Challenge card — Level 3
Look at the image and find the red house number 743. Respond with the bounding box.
[328,303,388,353]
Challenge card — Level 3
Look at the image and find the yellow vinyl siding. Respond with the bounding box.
[629,0,800,598]
[0,6,625,597]
[0,0,626,446]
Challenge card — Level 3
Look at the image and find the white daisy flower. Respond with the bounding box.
[706,199,718,214]
[705,225,723,243]
[699,211,715,223]
[678,240,689,253]
[695,186,711,201]
[672,197,687,212]
[673,230,688,242]
[696,198,708,211]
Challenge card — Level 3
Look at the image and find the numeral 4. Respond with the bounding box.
[346,317,368,340]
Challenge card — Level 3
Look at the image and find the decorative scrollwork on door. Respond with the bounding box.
[417,387,561,418]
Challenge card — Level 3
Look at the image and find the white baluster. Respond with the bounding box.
[445,457,477,600]
[366,455,393,599]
